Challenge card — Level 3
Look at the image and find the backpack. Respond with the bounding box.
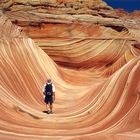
[45,83,53,96]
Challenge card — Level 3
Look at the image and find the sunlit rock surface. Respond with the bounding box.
[0,0,140,140]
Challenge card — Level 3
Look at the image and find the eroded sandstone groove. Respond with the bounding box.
[0,0,140,140]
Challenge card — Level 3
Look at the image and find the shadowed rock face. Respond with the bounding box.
[0,1,140,140]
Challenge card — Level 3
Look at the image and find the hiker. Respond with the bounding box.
[43,78,55,114]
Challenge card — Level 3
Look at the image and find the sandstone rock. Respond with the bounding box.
[0,0,140,140]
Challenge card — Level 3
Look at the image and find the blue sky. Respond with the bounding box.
[103,0,140,13]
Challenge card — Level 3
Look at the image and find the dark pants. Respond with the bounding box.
[44,96,53,104]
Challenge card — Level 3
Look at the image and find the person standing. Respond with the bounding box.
[43,78,55,114]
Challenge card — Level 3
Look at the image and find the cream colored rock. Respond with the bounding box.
[0,0,140,139]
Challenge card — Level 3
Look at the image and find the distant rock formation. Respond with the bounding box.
[115,8,140,18]
[0,1,140,140]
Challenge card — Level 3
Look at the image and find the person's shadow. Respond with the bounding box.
[42,110,49,114]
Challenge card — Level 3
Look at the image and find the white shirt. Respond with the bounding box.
[43,83,55,93]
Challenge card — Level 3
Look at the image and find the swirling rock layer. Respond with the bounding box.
[0,1,140,140]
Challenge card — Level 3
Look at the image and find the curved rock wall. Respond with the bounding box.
[0,0,140,139]
[0,14,140,140]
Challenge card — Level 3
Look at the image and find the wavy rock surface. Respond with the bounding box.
[0,1,140,140]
